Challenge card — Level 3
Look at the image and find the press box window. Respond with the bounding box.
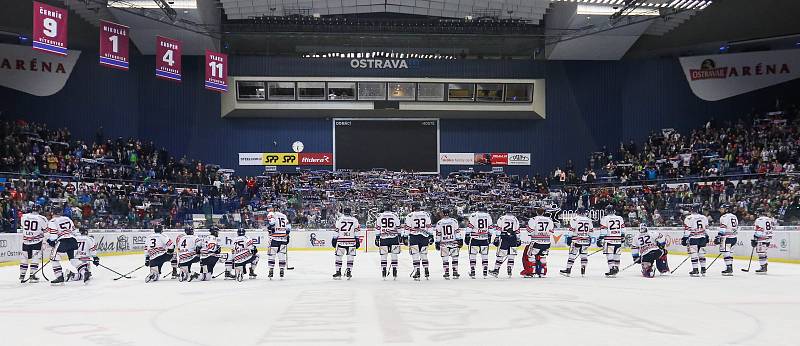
[297,82,326,100]
[268,82,296,100]
[328,82,356,100]
[476,84,504,102]
[505,84,533,103]
[417,83,445,102]
[388,83,416,101]
[237,81,265,100]
[447,83,475,101]
[358,82,387,100]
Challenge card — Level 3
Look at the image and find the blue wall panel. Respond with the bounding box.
[2,48,798,177]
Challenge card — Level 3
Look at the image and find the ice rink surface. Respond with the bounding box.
[1,250,798,346]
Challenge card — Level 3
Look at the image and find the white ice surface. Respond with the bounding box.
[1,250,798,346]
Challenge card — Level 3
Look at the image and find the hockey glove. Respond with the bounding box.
[681,236,689,247]
[252,247,258,254]
[595,236,605,248]
[402,236,409,246]
[493,237,500,247]
[632,254,641,264]
[167,248,175,255]
[464,234,471,244]
[332,238,338,248]
[356,238,361,249]
[457,239,464,248]
[93,257,100,266]
[428,235,435,245]
[515,239,522,247]
[145,256,150,266]
[47,239,56,247]
[713,235,721,245]
[750,239,757,247]
[565,236,572,246]
[435,242,441,250]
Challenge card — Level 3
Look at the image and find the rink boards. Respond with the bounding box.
[2,227,800,263]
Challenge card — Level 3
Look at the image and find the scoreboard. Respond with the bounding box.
[333,119,439,173]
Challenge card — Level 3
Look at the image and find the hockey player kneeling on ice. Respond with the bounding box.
[229,228,260,281]
[375,205,402,280]
[145,225,175,283]
[434,209,463,280]
[560,208,593,277]
[490,208,521,278]
[404,204,433,281]
[47,212,80,284]
[682,207,709,277]
[598,205,625,278]
[632,224,667,278]
[466,208,493,279]
[198,226,222,281]
[332,208,360,280]
[19,205,47,283]
[177,226,201,282]
[715,206,738,276]
[522,207,555,278]
[71,228,99,283]
[266,209,291,279]
[752,214,776,274]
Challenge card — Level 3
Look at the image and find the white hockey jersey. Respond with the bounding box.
[20,212,48,245]
[404,211,432,236]
[268,211,291,243]
[375,211,401,239]
[599,214,626,245]
[231,235,257,264]
[754,216,776,243]
[334,215,360,247]
[466,212,493,240]
[176,234,200,263]
[200,234,220,259]
[527,216,555,245]
[683,214,709,238]
[146,233,174,258]
[435,217,462,244]
[632,231,665,258]
[47,216,75,241]
[74,234,98,261]
[496,214,521,236]
[718,213,739,238]
[568,216,593,245]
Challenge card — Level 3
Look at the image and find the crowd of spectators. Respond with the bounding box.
[2,105,800,232]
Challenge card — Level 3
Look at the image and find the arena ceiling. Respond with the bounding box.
[3,0,797,59]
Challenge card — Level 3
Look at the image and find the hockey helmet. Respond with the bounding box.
[78,227,89,236]
[342,207,352,215]
[184,226,194,235]
[154,225,164,233]
[237,228,246,236]
[209,226,220,236]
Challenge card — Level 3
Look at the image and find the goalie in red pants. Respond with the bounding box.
[521,208,555,277]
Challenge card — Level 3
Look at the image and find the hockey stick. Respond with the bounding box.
[706,253,723,270]
[97,264,133,279]
[113,265,145,281]
[286,245,294,270]
[21,260,50,283]
[587,248,604,257]
[670,256,690,274]
[40,249,49,282]
[741,247,755,272]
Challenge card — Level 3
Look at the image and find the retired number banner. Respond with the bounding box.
[204,50,228,92]
[155,36,181,82]
[32,1,68,56]
[99,21,129,70]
